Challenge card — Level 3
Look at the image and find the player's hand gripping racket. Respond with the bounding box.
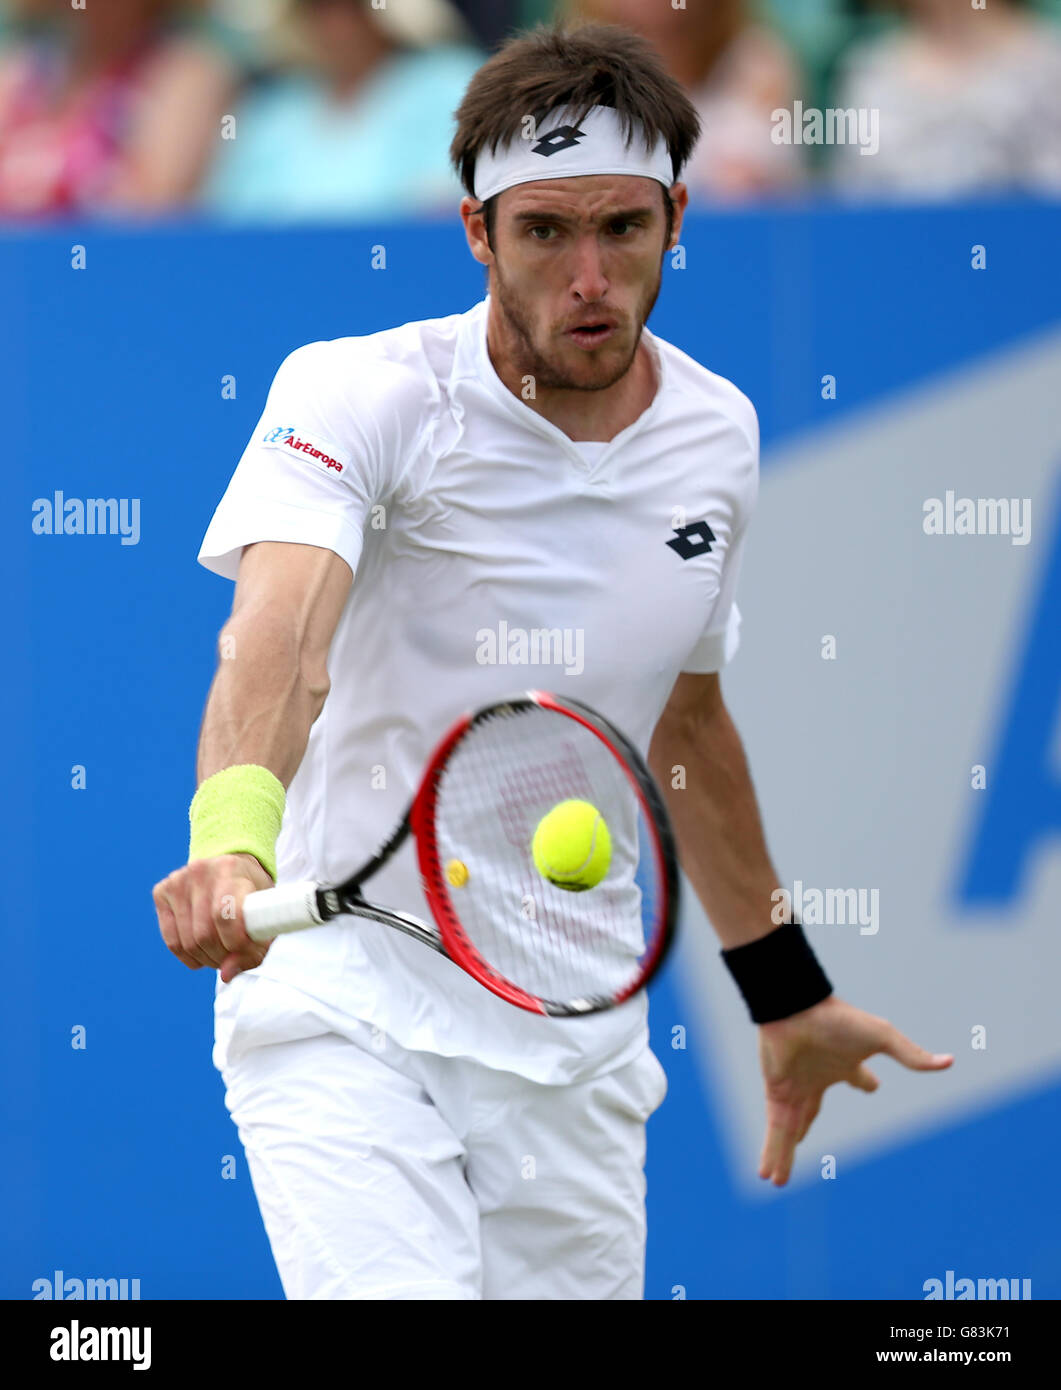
[243,691,679,1016]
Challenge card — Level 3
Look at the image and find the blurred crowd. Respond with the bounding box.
[0,0,1059,221]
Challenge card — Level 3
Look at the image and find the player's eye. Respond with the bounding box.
[608,218,641,236]
[528,225,558,241]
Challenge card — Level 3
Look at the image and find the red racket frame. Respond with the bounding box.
[409,690,679,1017]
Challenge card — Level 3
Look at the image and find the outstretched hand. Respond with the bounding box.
[756,995,953,1186]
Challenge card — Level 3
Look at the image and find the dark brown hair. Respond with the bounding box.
[450,22,702,204]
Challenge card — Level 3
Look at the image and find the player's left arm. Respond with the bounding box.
[648,670,953,1187]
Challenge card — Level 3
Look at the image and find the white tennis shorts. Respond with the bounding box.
[215,973,668,1300]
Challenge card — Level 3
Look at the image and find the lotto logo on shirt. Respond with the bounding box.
[262,424,348,475]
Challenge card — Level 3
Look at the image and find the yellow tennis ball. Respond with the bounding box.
[446,859,469,887]
[532,799,611,892]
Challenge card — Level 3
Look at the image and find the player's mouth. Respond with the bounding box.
[565,321,618,349]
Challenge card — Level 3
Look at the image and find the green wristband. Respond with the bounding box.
[188,764,286,883]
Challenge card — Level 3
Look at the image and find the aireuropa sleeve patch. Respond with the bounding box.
[260,424,352,478]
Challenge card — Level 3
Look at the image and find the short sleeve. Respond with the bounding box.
[681,396,759,675]
[197,343,381,582]
[680,554,746,674]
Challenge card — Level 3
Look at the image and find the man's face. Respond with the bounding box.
[463,174,685,393]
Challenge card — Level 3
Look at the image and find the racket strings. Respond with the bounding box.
[495,742,594,848]
[432,705,661,1009]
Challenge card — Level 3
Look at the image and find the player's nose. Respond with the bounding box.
[568,236,609,303]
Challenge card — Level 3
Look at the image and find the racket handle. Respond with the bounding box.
[243,881,324,942]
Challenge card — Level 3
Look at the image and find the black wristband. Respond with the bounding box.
[721,920,833,1024]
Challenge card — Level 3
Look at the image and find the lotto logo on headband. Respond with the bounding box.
[261,424,348,475]
[531,125,586,157]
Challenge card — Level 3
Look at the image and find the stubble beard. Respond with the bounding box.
[491,259,664,394]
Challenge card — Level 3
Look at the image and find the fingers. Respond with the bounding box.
[217,940,267,981]
[759,1099,808,1187]
[220,951,253,985]
[758,1121,786,1185]
[153,881,202,971]
[214,871,271,979]
[754,1005,955,1186]
[877,1024,954,1072]
[154,875,218,969]
[153,857,271,977]
[186,877,232,971]
[219,944,265,984]
[847,1063,880,1093]
[761,1085,857,1184]
[795,1097,821,1143]
[215,909,269,982]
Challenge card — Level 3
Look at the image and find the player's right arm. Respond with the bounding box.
[153,540,353,982]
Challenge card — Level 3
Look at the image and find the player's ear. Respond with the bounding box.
[461,196,494,268]
[665,183,688,252]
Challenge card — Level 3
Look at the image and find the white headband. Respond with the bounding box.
[472,105,675,203]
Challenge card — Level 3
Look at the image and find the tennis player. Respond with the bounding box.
[153,22,953,1301]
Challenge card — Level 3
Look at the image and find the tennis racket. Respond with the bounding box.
[242,690,679,1017]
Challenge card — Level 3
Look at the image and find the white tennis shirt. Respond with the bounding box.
[198,294,759,1084]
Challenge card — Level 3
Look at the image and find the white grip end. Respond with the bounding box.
[244,881,324,942]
